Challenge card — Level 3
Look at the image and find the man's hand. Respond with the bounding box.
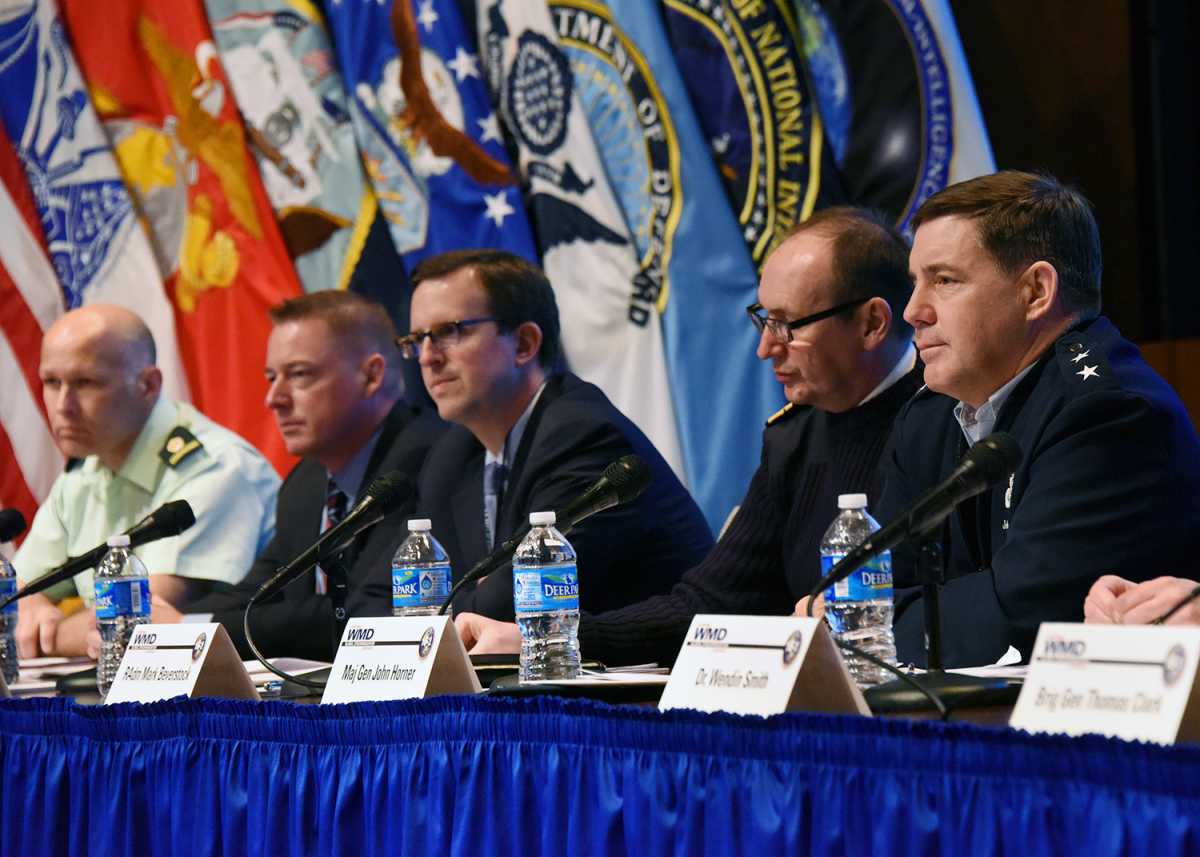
[15,591,93,657]
[150,593,184,624]
[1083,575,1135,624]
[15,591,65,659]
[454,612,521,654]
[85,614,101,661]
[793,593,825,619]
[1114,577,1200,626]
[85,596,183,661]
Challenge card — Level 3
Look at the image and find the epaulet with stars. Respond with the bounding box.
[159,426,204,468]
[1060,337,1103,384]
[766,402,795,426]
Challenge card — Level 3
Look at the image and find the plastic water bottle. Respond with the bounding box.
[391,519,452,617]
[0,552,18,685]
[820,493,897,687]
[512,511,580,682]
[94,534,151,697]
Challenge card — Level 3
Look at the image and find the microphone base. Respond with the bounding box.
[865,670,1021,717]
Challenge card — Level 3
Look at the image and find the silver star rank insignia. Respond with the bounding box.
[1071,349,1090,363]
[1077,364,1099,380]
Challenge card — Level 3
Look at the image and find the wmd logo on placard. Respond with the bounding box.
[344,626,376,647]
[1040,635,1087,660]
[689,624,728,648]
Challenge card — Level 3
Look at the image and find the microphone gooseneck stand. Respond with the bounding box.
[243,557,340,691]
[864,521,1018,717]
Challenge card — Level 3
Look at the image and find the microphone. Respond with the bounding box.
[0,509,26,543]
[438,454,652,614]
[250,471,414,604]
[808,432,1023,601]
[1,500,196,607]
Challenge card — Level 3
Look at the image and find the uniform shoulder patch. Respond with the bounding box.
[159,426,204,468]
[766,402,795,426]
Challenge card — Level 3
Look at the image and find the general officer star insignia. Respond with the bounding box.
[1077,364,1100,380]
[1070,349,1090,363]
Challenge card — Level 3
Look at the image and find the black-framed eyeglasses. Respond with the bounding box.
[746,297,871,343]
[396,317,498,360]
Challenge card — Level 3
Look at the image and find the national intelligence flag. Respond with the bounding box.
[663,0,848,270]
[205,0,375,293]
[325,0,537,267]
[0,0,190,403]
[550,0,781,533]
[786,0,994,232]
[479,0,686,486]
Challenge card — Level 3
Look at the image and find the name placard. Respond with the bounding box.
[1010,623,1200,744]
[104,623,258,704]
[658,615,869,717]
[321,615,481,704]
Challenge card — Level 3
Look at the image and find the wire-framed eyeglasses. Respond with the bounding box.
[396,317,498,360]
[746,297,871,343]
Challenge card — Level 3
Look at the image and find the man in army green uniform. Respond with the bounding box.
[14,304,280,657]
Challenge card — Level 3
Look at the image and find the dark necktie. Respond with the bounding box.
[483,461,508,550]
[316,480,349,594]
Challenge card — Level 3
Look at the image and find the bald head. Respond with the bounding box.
[43,304,157,373]
[40,305,163,470]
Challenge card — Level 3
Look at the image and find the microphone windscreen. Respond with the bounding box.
[365,471,415,513]
[0,509,26,543]
[157,500,196,536]
[606,454,651,504]
[970,432,1022,485]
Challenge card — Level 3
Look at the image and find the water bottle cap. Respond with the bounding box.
[407,518,432,531]
[837,493,868,510]
[106,534,131,548]
[529,511,556,526]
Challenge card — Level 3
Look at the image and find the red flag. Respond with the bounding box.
[61,0,303,474]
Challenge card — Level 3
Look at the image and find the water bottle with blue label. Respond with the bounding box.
[94,534,151,697]
[0,552,18,685]
[820,493,897,687]
[512,511,580,682]
[391,519,452,617]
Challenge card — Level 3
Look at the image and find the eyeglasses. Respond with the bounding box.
[746,297,871,343]
[396,317,498,360]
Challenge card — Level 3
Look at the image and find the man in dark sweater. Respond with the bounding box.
[456,208,922,666]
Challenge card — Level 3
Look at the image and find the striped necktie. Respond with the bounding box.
[316,480,349,594]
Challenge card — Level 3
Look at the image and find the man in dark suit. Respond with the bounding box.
[401,250,713,621]
[882,170,1200,667]
[155,291,444,660]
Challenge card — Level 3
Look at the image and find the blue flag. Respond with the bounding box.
[325,0,537,267]
[548,0,782,532]
[785,0,993,232]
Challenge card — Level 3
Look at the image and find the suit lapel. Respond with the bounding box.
[333,404,416,569]
[294,461,328,549]
[496,373,566,536]
[452,447,489,570]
